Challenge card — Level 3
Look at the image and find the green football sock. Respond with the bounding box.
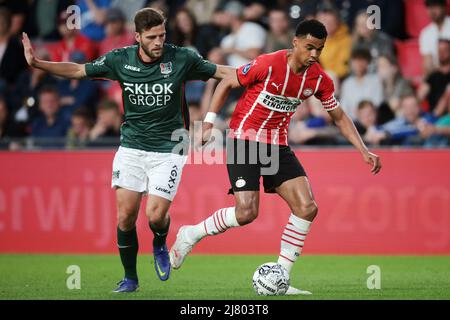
[117,226,139,281]
[149,216,170,248]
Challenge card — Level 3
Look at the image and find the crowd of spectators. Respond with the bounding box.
[0,0,449,150]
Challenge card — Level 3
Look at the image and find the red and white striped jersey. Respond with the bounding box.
[229,49,340,145]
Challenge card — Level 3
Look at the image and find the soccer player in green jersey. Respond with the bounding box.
[22,8,234,292]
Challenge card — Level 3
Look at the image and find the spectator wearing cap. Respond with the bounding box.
[213,0,267,68]
[76,0,111,42]
[47,10,97,63]
[340,48,384,119]
[315,6,352,79]
[98,7,134,55]
[419,0,450,76]
[418,38,450,116]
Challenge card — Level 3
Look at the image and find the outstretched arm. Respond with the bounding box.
[22,32,86,79]
[212,64,236,80]
[201,70,241,145]
[328,107,382,174]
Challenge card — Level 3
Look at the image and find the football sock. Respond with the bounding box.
[277,214,312,274]
[117,226,139,281]
[149,216,170,248]
[187,207,240,241]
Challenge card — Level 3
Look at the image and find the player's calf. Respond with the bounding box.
[170,207,240,269]
[149,218,171,281]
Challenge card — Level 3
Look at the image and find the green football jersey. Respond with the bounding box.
[85,44,217,154]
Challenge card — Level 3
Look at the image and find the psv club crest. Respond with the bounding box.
[160,62,173,74]
[303,88,313,97]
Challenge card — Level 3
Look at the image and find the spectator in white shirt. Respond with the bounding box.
[419,0,450,76]
[212,1,267,68]
[340,48,384,119]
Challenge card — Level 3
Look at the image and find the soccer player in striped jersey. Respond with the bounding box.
[170,19,382,295]
[22,8,234,292]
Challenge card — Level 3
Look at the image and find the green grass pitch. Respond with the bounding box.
[0,254,449,300]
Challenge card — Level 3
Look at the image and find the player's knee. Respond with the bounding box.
[146,204,168,227]
[235,204,259,225]
[300,201,318,221]
[117,212,137,231]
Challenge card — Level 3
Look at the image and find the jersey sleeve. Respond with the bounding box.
[236,56,269,87]
[314,72,340,112]
[184,48,217,81]
[85,50,119,80]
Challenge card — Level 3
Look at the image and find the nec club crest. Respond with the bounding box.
[160,62,173,74]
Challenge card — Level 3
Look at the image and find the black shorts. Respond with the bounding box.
[226,138,307,194]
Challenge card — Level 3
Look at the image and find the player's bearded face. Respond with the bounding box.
[293,35,326,67]
[136,24,166,61]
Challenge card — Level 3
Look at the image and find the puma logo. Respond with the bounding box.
[271,82,282,91]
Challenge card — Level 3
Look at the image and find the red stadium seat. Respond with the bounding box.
[404,0,431,38]
[404,0,450,38]
[394,39,423,85]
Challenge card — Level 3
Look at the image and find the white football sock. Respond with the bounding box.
[187,207,240,242]
[278,214,312,274]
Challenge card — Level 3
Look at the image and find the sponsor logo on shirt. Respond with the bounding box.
[93,56,106,66]
[155,186,171,194]
[168,165,178,189]
[256,90,302,113]
[124,64,141,72]
[123,82,174,107]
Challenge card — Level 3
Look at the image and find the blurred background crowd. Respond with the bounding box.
[0,0,449,150]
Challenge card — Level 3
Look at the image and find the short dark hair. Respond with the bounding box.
[72,107,94,125]
[351,47,372,62]
[425,0,447,7]
[134,7,165,33]
[39,85,59,97]
[438,38,450,45]
[357,100,376,111]
[295,19,327,39]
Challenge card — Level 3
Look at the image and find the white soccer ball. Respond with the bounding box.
[252,262,290,296]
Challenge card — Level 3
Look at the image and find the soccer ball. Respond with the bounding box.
[252,262,290,296]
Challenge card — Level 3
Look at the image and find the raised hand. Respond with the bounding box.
[22,32,37,67]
